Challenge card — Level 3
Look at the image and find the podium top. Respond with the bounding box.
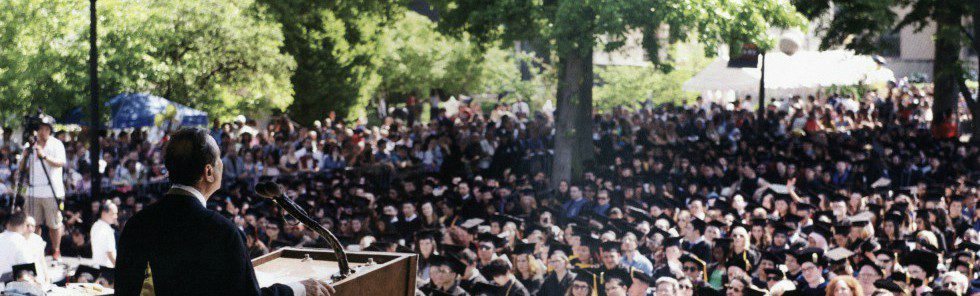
[252,247,417,290]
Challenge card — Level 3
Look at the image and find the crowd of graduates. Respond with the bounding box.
[1,82,979,296]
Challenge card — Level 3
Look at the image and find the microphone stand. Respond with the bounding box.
[257,182,353,280]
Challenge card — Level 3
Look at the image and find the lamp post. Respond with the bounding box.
[89,0,101,201]
[758,52,766,121]
[758,30,803,121]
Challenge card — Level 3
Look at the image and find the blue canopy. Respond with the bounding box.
[108,93,208,129]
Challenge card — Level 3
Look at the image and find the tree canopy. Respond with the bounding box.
[0,0,295,124]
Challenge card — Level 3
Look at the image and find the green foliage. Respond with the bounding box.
[0,0,295,124]
[792,0,975,55]
[259,0,386,124]
[376,11,542,107]
[432,0,805,70]
[593,44,710,110]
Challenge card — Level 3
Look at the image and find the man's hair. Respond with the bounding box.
[100,202,116,214]
[164,127,218,186]
[5,211,27,228]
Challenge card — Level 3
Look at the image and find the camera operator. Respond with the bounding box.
[17,115,67,260]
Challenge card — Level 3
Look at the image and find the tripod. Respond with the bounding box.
[10,135,62,216]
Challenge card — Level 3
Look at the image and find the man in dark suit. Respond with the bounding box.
[115,127,333,296]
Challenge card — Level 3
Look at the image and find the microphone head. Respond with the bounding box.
[255,182,283,198]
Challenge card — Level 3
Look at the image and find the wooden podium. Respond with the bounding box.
[252,248,418,296]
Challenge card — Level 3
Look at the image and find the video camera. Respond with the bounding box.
[22,108,55,144]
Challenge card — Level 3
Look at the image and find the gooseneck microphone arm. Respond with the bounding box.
[255,182,352,280]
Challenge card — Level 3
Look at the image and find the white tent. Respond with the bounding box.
[683,50,895,103]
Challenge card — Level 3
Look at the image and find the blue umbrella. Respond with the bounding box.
[107,93,208,129]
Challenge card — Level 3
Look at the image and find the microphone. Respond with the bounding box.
[255,181,353,280]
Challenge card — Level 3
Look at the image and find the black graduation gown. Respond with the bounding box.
[420,281,470,296]
[501,279,530,296]
[797,281,827,296]
[517,275,543,295]
[460,272,489,293]
[539,271,576,296]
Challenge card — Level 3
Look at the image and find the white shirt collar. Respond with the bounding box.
[172,184,208,207]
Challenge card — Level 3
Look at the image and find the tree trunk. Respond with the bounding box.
[932,19,961,130]
[551,49,594,186]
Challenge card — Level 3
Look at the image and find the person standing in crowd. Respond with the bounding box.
[90,202,118,268]
[0,212,33,282]
[19,116,67,260]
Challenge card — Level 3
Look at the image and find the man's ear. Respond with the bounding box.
[204,164,215,183]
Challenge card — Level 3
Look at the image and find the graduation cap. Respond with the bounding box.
[773,223,795,236]
[761,250,785,265]
[782,214,803,225]
[714,238,733,250]
[602,268,634,288]
[726,253,754,273]
[72,264,100,282]
[459,218,485,231]
[480,260,511,279]
[873,279,906,294]
[795,248,826,268]
[415,229,442,242]
[707,219,728,229]
[832,222,852,235]
[11,263,37,280]
[549,242,573,257]
[663,236,682,248]
[628,267,655,286]
[825,248,855,266]
[764,268,785,281]
[856,260,884,276]
[512,242,536,255]
[476,232,506,247]
[899,249,939,277]
[440,243,468,255]
[490,213,524,226]
[600,241,622,253]
[829,193,849,203]
[430,255,466,275]
[956,241,980,255]
[469,282,507,296]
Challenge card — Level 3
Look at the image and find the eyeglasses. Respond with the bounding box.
[479,245,493,250]
[683,266,700,272]
[573,284,590,290]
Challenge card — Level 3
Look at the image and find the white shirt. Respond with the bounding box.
[0,231,31,279]
[26,233,48,284]
[171,185,208,207]
[27,137,66,198]
[90,219,116,268]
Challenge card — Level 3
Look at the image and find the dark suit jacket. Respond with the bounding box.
[115,189,294,296]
